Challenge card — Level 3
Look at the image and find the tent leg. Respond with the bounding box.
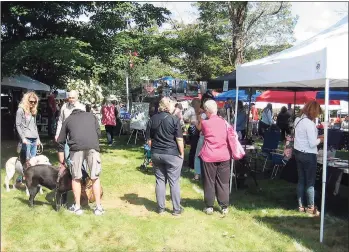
[320,78,329,243]
[234,87,239,131]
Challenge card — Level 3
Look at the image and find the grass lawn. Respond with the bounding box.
[1,133,348,252]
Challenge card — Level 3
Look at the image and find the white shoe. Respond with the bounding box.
[204,207,214,215]
[69,204,83,215]
[94,206,105,216]
[222,208,229,215]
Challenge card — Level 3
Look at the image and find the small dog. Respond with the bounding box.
[5,155,50,195]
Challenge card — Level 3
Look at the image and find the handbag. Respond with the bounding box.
[222,118,245,160]
[283,117,305,160]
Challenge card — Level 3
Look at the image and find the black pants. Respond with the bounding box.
[189,134,200,169]
[258,121,270,137]
[105,125,114,144]
[279,124,291,141]
[202,160,230,208]
[48,109,54,137]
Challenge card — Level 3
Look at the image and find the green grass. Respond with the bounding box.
[1,134,348,252]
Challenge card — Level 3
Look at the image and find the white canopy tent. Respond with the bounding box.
[56,89,68,99]
[236,16,348,243]
[1,75,50,92]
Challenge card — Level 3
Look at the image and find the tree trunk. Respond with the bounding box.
[228,2,248,66]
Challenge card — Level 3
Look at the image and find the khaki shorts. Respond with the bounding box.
[70,149,102,180]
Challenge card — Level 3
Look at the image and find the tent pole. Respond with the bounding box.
[320,78,329,243]
[230,86,239,194]
[234,87,239,131]
[293,92,296,121]
[245,88,253,146]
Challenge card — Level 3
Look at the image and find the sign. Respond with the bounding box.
[130,102,149,131]
[223,81,229,91]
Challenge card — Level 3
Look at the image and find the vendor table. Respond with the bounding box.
[280,157,348,196]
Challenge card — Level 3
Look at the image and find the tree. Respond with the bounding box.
[196,1,297,65]
[66,79,104,105]
[244,44,292,62]
[1,1,170,89]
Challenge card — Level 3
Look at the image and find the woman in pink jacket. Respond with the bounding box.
[101,99,116,146]
[199,99,231,216]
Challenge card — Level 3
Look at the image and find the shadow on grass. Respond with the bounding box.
[120,193,159,213]
[254,215,349,252]
[14,196,51,207]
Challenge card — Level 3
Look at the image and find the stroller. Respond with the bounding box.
[140,144,152,171]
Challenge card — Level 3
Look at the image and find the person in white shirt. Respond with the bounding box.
[341,115,349,131]
[55,90,86,163]
[183,98,201,169]
[258,103,273,137]
[294,100,323,216]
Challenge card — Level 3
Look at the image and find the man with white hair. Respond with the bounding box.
[55,90,86,162]
[146,97,184,216]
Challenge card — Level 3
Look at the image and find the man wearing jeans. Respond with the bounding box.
[57,108,104,215]
[55,90,85,164]
[146,97,184,216]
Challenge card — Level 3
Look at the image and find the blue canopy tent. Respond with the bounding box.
[251,91,262,102]
[215,89,248,101]
[316,91,349,101]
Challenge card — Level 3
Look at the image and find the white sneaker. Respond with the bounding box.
[204,207,214,215]
[94,206,105,216]
[222,208,229,215]
[69,204,83,215]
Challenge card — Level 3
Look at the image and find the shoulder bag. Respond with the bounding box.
[283,117,305,160]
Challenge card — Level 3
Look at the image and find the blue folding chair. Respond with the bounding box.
[250,129,281,173]
[270,152,288,179]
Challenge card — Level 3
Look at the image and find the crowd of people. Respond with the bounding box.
[15,88,345,218]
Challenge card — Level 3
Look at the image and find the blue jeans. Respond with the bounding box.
[64,143,71,166]
[294,150,317,207]
[65,142,87,179]
[194,135,204,175]
[22,138,37,161]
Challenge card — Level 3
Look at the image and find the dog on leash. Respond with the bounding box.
[24,164,103,211]
[4,155,50,195]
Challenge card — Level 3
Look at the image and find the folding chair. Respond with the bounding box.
[250,129,281,173]
[270,152,287,179]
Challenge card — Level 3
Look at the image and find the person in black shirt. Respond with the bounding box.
[57,109,104,216]
[146,97,184,216]
[277,106,291,141]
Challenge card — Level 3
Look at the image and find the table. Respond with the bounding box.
[317,158,348,195]
[280,157,348,196]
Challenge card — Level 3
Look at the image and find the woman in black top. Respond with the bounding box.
[146,97,184,216]
[277,106,291,141]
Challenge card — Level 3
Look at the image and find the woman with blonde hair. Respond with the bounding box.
[294,100,323,216]
[146,97,184,216]
[16,91,41,168]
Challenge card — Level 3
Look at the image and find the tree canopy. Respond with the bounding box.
[1,1,298,96]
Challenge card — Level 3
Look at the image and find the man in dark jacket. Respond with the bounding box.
[57,109,104,216]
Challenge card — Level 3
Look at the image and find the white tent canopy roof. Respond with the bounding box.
[237,16,348,88]
[1,75,50,92]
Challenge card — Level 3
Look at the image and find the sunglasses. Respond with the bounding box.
[29,100,37,104]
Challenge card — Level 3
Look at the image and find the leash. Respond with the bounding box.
[36,144,44,155]
[55,162,68,205]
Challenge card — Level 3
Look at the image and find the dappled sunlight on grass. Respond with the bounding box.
[1,134,348,251]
